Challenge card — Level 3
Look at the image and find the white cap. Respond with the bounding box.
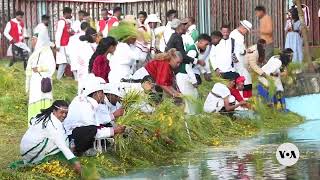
[240,20,252,31]
[103,83,124,98]
[81,74,106,96]
[171,18,182,29]
[145,14,161,24]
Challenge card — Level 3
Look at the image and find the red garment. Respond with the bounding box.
[107,17,119,32]
[145,60,174,86]
[243,90,252,98]
[60,18,71,46]
[9,20,24,43]
[229,87,244,102]
[92,55,111,83]
[98,19,107,32]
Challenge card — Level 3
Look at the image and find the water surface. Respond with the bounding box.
[107,94,320,180]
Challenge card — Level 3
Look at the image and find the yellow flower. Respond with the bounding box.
[212,139,220,146]
[168,117,173,127]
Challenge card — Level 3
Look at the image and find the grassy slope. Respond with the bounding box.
[0,60,304,179]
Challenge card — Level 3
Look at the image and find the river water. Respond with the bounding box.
[107,94,320,180]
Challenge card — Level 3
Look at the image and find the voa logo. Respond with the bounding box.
[276,143,300,166]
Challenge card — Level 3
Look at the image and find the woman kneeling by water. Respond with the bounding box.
[20,100,81,174]
[132,48,183,99]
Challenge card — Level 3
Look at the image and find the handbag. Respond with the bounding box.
[36,52,52,93]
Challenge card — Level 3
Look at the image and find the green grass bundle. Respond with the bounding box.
[108,22,138,42]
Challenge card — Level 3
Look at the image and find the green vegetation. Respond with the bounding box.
[0,61,303,179]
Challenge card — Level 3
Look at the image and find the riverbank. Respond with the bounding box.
[0,62,303,179]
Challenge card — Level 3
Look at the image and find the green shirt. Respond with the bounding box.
[178,44,200,74]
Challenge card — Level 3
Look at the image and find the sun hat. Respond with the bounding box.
[81,74,106,96]
[145,14,161,24]
[103,83,124,98]
[240,20,252,31]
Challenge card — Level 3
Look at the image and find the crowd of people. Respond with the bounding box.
[3,4,301,174]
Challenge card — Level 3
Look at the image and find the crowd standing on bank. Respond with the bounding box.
[3,4,306,173]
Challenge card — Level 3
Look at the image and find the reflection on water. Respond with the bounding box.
[106,94,320,180]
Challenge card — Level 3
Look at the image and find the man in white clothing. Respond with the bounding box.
[209,25,238,80]
[230,20,253,98]
[72,10,88,34]
[108,32,147,83]
[55,7,73,80]
[67,22,89,81]
[159,10,178,52]
[257,48,293,111]
[63,75,125,155]
[4,10,30,69]
[183,17,199,50]
[96,83,124,127]
[32,15,52,51]
[204,80,246,113]
[145,14,162,59]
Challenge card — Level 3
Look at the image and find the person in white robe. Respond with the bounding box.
[73,28,97,93]
[204,82,246,113]
[20,100,81,174]
[122,15,149,71]
[96,83,124,127]
[285,11,303,63]
[209,27,237,79]
[176,63,199,115]
[159,10,177,52]
[26,45,56,121]
[230,20,253,98]
[32,15,53,51]
[108,41,147,83]
[63,74,125,155]
[145,14,162,59]
[71,10,88,34]
[177,34,211,115]
[4,11,30,69]
[257,49,293,110]
[67,22,89,81]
